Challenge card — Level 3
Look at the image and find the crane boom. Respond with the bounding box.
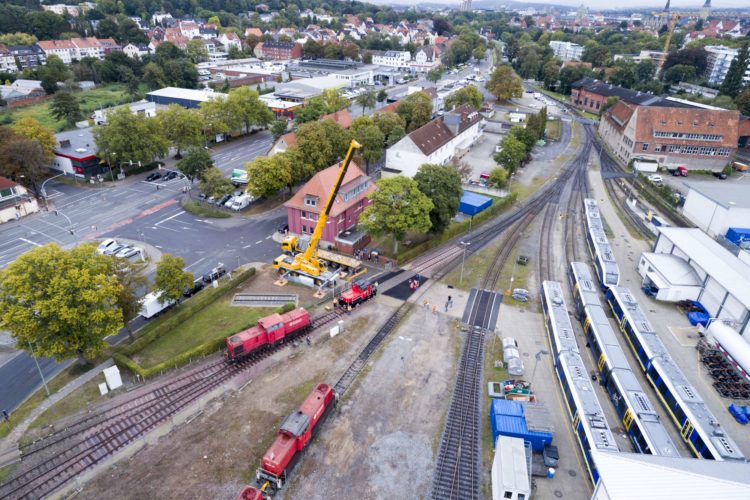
[302,140,361,263]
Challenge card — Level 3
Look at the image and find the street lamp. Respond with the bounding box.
[530,349,549,387]
[52,209,79,244]
[459,241,471,285]
[30,342,50,397]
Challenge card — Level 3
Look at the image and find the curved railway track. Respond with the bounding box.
[0,310,343,500]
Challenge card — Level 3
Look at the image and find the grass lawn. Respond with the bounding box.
[2,84,137,132]
[546,119,562,141]
[182,200,231,218]
[132,297,266,369]
[0,362,92,439]
[535,87,568,103]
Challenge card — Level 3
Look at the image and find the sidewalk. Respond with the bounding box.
[0,358,115,468]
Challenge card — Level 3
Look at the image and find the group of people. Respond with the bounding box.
[354,248,379,263]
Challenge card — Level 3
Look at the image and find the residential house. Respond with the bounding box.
[245,27,263,39]
[0,177,40,224]
[599,98,740,171]
[321,109,353,129]
[122,43,152,59]
[178,21,200,38]
[219,32,242,52]
[384,104,482,177]
[411,46,439,73]
[372,50,411,70]
[151,12,174,26]
[0,44,17,73]
[36,39,77,64]
[270,131,297,156]
[199,27,219,40]
[284,161,375,253]
[9,45,45,70]
[42,3,94,16]
[36,38,119,64]
[257,41,302,60]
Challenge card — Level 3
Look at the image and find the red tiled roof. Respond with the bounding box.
[407,104,481,156]
[635,106,739,148]
[0,177,17,190]
[604,101,635,130]
[321,109,353,129]
[280,131,297,147]
[377,101,400,114]
[284,162,373,217]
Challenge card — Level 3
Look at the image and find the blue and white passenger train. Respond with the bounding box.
[583,198,620,289]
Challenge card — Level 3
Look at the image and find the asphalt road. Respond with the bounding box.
[0,132,280,413]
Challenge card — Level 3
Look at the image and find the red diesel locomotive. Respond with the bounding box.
[255,383,336,493]
[338,280,376,308]
[236,486,263,500]
[225,308,311,363]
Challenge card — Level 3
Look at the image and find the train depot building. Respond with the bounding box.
[638,227,750,336]
[681,182,750,237]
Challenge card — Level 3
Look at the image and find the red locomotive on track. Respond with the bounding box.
[254,383,336,493]
[225,308,311,363]
[338,280,376,308]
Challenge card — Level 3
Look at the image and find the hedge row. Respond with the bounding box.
[397,193,518,264]
[117,267,257,357]
[114,337,227,378]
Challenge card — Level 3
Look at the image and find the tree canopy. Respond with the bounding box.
[245,155,292,197]
[157,104,202,157]
[396,91,433,132]
[444,85,484,111]
[487,65,523,102]
[414,163,463,233]
[177,147,214,182]
[153,254,194,305]
[94,107,169,166]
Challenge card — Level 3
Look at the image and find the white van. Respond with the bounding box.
[231,194,255,211]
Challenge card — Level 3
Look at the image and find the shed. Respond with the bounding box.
[489,399,553,451]
[637,252,702,302]
[491,436,531,500]
[459,191,493,216]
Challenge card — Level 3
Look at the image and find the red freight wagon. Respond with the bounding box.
[226,308,311,362]
[256,384,336,491]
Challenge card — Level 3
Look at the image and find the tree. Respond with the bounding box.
[736,89,750,116]
[427,66,444,83]
[582,41,610,67]
[112,258,147,340]
[271,119,288,139]
[432,17,452,36]
[177,147,214,183]
[720,44,748,98]
[143,62,167,90]
[355,90,377,114]
[94,108,169,166]
[199,167,234,198]
[488,167,508,188]
[185,39,209,63]
[342,42,360,60]
[227,86,274,134]
[414,163,462,233]
[0,133,48,191]
[662,47,708,76]
[352,124,385,169]
[663,64,696,84]
[374,112,406,146]
[158,104,202,157]
[396,91,433,132]
[444,85,483,111]
[153,254,194,305]
[542,59,561,89]
[473,45,486,61]
[359,176,433,253]
[50,91,82,128]
[14,117,55,161]
[0,244,123,362]
[487,65,523,102]
[494,135,526,173]
[294,96,328,125]
[377,89,388,102]
[199,95,236,138]
[636,60,656,82]
[246,155,292,197]
[322,88,350,113]
[295,121,334,173]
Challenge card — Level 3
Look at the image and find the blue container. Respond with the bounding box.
[459,191,493,216]
[726,228,750,246]
[489,400,553,451]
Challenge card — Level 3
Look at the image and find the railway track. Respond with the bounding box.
[0,310,343,500]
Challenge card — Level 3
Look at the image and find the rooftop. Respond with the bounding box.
[407,104,481,156]
[284,162,374,217]
[657,227,750,309]
[572,77,699,108]
[54,127,97,159]
[685,181,750,210]
[320,108,353,129]
[146,87,221,103]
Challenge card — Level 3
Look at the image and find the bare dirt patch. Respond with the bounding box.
[75,301,397,500]
[284,305,461,500]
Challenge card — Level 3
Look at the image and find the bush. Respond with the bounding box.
[182,200,232,218]
[277,302,296,314]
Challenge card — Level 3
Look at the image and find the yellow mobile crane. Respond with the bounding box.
[272,140,361,278]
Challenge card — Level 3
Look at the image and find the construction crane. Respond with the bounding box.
[656,12,680,77]
[272,139,361,279]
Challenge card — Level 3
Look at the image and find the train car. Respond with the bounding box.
[570,262,679,458]
[256,384,336,492]
[338,280,376,308]
[583,198,620,289]
[226,308,311,363]
[541,280,619,485]
[606,286,746,462]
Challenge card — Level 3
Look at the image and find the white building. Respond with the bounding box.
[704,45,750,86]
[410,46,439,73]
[42,3,94,16]
[549,41,584,62]
[372,50,411,70]
[681,182,750,238]
[329,67,374,87]
[646,227,750,336]
[92,100,157,125]
[0,44,17,72]
[0,177,40,224]
[219,32,242,52]
[36,38,115,64]
[491,436,530,500]
[384,104,482,177]
[122,43,152,59]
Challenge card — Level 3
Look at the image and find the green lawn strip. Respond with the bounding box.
[546,119,562,141]
[28,378,107,432]
[0,363,92,439]
[182,200,232,218]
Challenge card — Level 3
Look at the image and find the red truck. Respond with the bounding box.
[255,384,336,492]
[669,165,688,177]
[225,308,311,363]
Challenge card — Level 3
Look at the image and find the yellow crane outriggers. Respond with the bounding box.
[272,139,361,279]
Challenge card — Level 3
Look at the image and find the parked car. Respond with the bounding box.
[224,196,237,208]
[97,239,118,254]
[163,171,179,181]
[512,291,529,302]
[218,193,232,206]
[647,174,663,185]
[113,246,133,258]
[277,222,289,233]
[202,265,227,283]
[207,196,216,205]
[104,243,126,256]
[198,192,208,200]
[543,444,559,468]
[713,171,728,180]
[145,172,162,182]
[517,255,529,265]
[231,194,255,211]
[116,247,142,259]
[183,278,205,297]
